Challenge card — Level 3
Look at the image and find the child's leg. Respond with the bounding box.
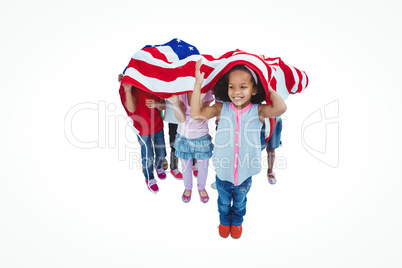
[196,159,209,190]
[168,123,179,170]
[267,148,276,174]
[152,129,167,169]
[216,176,233,226]
[180,158,193,190]
[267,118,282,174]
[231,177,252,226]
[137,134,155,181]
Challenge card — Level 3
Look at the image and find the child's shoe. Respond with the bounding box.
[219,224,230,238]
[198,189,209,203]
[267,172,276,185]
[211,182,217,189]
[182,190,192,203]
[162,158,168,170]
[145,179,159,194]
[155,168,166,180]
[192,163,198,177]
[230,225,242,239]
[171,169,183,179]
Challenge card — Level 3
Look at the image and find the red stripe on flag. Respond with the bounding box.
[202,51,236,61]
[279,61,295,93]
[142,47,169,62]
[269,76,277,91]
[295,68,304,93]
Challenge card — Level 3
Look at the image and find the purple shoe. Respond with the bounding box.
[182,190,192,203]
[267,172,277,185]
[146,179,159,194]
[155,168,166,180]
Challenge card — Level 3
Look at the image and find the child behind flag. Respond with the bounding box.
[167,91,214,203]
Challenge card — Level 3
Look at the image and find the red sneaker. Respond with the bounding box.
[155,168,166,180]
[230,225,242,239]
[171,169,183,179]
[192,163,198,177]
[219,224,230,238]
[145,179,159,194]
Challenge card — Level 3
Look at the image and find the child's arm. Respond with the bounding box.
[119,73,136,113]
[258,85,287,120]
[202,100,213,109]
[123,84,136,113]
[190,59,222,121]
[145,99,166,111]
[166,95,186,123]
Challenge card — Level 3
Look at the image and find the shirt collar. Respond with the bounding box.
[230,102,253,114]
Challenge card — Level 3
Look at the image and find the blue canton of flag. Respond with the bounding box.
[142,38,200,60]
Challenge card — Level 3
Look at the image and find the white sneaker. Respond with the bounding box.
[211,182,217,189]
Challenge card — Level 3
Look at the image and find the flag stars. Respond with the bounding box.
[188,46,194,51]
[176,38,181,43]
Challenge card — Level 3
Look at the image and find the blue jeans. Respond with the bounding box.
[260,118,283,150]
[216,176,252,226]
[137,129,167,181]
[267,118,282,149]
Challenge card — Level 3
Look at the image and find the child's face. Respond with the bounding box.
[228,70,257,109]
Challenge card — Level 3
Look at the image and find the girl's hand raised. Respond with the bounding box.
[195,58,205,87]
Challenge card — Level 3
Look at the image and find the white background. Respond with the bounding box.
[1,0,402,267]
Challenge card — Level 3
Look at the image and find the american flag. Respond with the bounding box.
[120,38,308,100]
[119,38,309,138]
[120,38,201,100]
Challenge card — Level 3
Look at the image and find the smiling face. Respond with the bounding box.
[228,69,257,109]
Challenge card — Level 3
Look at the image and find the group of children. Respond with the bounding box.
[119,59,286,239]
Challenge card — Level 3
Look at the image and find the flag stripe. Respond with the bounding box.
[128,59,201,82]
[157,46,179,62]
[141,47,170,62]
[133,50,200,68]
[201,52,278,93]
[123,67,196,94]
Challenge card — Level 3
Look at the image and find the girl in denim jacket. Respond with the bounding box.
[190,59,287,238]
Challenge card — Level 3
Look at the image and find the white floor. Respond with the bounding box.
[1,1,401,267]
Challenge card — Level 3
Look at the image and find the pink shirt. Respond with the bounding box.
[177,91,214,139]
[230,102,252,186]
